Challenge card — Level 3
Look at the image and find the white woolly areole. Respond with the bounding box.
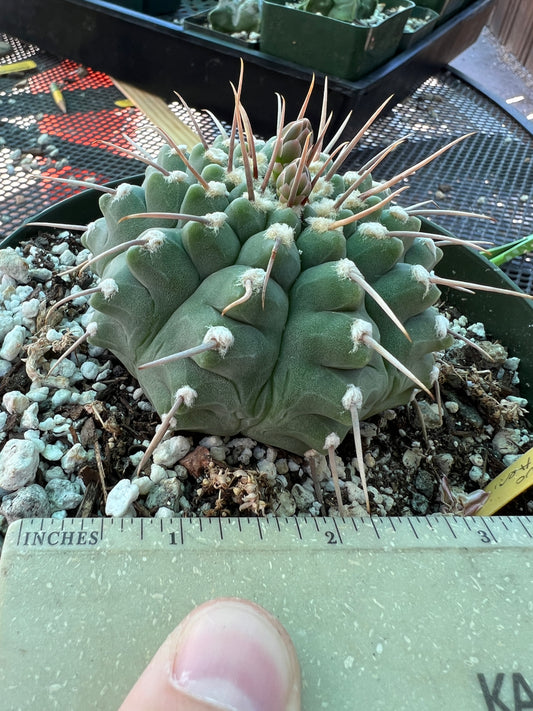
[434,313,449,339]
[141,229,166,252]
[167,170,188,183]
[86,322,98,337]
[429,364,440,386]
[85,221,97,236]
[342,194,364,211]
[238,268,266,291]
[225,169,244,187]
[264,223,295,246]
[205,148,227,165]
[343,171,362,185]
[358,222,389,240]
[175,385,197,408]
[203,326,234,356]
[336,258,362,281]
[99,278,119,299]
[410,264,431,295]
[342,384,363,411]
[324,432,340,450]
[306,216,338,234]
[206,181,228,198]
[115,183,134,200]
[256,152,269,169]
[205,212,228,230]
[388,205,409,222]
[309,198,337,217]
[350,319,373,348]
[310,177,334,198]
[253,194,276,213]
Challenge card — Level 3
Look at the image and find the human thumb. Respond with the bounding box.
[119,597,301,710]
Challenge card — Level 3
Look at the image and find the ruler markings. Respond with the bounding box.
[295,518,303,540]
[518,517,533,537]
[408,519,419,539]
[444,516,457,538]
[2,515,533,711]
[332,517,343,544]
[369,516,380,540]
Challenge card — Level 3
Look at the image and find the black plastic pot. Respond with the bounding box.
[260,0,415,81]
[398,6,439,51]
[4,176,533,410]
[411,0,464,23]
[183,11,260,49]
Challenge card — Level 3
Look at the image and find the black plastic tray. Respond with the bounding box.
[0,0,494,134]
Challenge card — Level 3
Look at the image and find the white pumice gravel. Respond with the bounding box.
[0,232,532,555]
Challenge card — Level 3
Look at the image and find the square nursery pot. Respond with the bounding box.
[5,177,533,412]
[183,11,260,48]
[260,0,415,81]
[410,0,464,23]
[398,5,439,50]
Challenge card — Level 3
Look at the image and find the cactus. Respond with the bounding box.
[42,73,532,468]
[208,0,261,34]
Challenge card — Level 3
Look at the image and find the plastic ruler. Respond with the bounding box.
[1,515,532,710]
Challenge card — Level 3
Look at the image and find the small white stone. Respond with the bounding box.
[2,390,30,414]
[150,464,168,483]
[51,389,72,407]
[27,386,49,403]
[0,325,27,361]
[80,360,99,380]
[153,436,191,467]
[23,431,45,452]
[42,443,66,461]
[20,402,40,430]
[0,439,40,491]
[105,479,140,517]
[46,328,63,342]
[444,401,459,414]
[257,459,277,481]
[77,391,96,404]
[59,249,76,266]
[131,476,153,495]
[0,247,29,283]
[154,506,174,518]
[50,359,77,379]
[44,465,68,482]
[469,466,484,483]
[61,443,88,473]
[0,312,14,340]
[21,298,41,319]
[45,478,83,511]
[0,359,12,377]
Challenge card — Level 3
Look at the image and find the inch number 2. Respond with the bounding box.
[325,530,338,544]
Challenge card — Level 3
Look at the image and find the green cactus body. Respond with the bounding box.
[81,100,455,456]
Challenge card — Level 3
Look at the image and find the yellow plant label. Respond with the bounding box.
[476,446,533,515]
[114,99,134,108]
[0,60,37,75]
